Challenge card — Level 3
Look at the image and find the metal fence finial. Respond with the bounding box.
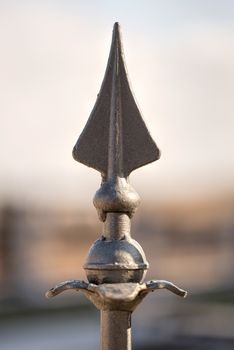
[72,22,160,177]
[46,22,187,350]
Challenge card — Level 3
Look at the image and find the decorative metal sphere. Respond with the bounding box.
[84,237,149,284]
[93,177,141,222]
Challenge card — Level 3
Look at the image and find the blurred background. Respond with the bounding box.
[0,0,234,349]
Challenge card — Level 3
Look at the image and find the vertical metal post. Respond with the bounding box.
[46,22,187,350]
[101,311,131,350]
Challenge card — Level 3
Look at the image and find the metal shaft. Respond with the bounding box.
[104,213,131,240]
[100,310,131,350]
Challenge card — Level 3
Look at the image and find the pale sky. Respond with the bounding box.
[0,0,234,207]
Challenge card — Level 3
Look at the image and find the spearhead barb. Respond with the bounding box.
[73,22,160,178]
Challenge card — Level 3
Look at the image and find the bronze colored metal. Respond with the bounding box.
[46,280,187,311]
[46,22,187,350]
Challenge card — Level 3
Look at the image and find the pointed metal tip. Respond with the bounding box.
[112,22,121,49]
[73,23,160,175]
[113,22,120,29]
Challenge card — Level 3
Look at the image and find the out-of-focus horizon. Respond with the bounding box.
[0,0,234,207]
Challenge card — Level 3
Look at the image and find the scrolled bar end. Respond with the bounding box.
[145,280,187,298]
[45,280,89,298]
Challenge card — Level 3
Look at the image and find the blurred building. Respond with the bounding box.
[0,196,234,349]
[1,195,234,303]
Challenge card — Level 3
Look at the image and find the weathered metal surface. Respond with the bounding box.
[46,280,187,312]
[100,311,131,350]
[72,22,160,177]
[73,23,160,222]
[46,22,187,350]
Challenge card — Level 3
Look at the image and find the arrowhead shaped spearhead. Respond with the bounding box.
[73,22,160,178]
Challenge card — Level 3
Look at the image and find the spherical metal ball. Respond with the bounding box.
[84,237,148,284]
